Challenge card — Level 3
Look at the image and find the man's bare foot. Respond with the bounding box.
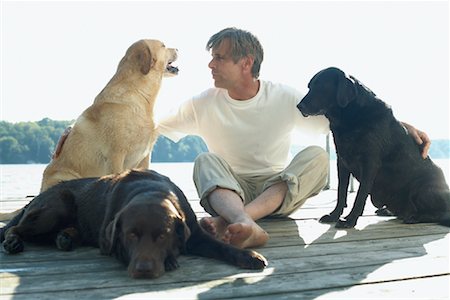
[199,216,228,238]
[224,223,269,249]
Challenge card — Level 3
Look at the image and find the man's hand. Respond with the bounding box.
[52,126,72,159]
[401,122,430,159]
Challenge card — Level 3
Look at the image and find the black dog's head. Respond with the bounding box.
[297,67,358,117]
[100,192,191,279]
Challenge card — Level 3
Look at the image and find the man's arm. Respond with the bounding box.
[401,122,431,159]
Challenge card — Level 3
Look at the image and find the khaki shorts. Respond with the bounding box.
[193,146,329,217]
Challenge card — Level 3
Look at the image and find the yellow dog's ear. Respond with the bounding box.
[117,40,154,75]
[135,41,153,75]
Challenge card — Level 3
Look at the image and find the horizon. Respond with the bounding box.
[1,1,449,140]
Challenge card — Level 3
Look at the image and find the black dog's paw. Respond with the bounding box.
[56,227,80,251]
[375,207,395,217]
[164,255,180,272]
[335,218,356,229]
[319,214,340,223]
[3,234,24,254]
[0,227,6,243]
[237,250,268,270]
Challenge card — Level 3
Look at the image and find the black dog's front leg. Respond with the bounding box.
[320,157,350,223]
[336,163,378,228]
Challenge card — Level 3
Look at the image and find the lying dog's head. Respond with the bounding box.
[117,39,178,78]
[100,192,190,279]
[297,67,360,117]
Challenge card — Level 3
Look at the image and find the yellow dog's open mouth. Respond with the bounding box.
[166,61,179,75]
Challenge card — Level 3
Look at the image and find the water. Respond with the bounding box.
[0,163,198,200]
[1,160,449,200]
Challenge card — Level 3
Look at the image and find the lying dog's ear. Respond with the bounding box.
[163,197,191,253]
[59,190,77,215]
[337,76,357,108]
[99,216,120,255]
[175,218,191,254]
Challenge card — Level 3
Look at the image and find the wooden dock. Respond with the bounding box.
[1,187,449,299]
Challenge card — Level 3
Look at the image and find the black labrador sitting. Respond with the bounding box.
[1,169,267,278]
[297,67,450,228]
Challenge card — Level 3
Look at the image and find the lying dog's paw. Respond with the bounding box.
[237,250,268,270]
[164,254,180,271]
[3,234,24,254]
[335,218,357,229]
[319,214,340,223]
[56,232,75,251]
[56,227,80,251]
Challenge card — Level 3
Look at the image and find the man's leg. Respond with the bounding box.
[194,153,275,248]
[206,182,287,248]
[267,146,329,216]
[244,181,287,220]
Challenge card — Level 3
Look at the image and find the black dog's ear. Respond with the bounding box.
[337,76,357,108]
[175,218,191,254]
[99,215,120,255]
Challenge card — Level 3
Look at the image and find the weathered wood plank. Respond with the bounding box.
[1,188,449,300]
[2,235,445,282]
[1,223,448,296]
[2,255,448,299]
[230,275,450,300]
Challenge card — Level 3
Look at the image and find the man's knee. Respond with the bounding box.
[194,152,218,179]
[194,152,218,166]
[310,146,329,172]
[303,146,329,190]
[299,145,329,172]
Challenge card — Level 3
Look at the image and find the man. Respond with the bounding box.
[50,27,430,249]
[157,27,430,249]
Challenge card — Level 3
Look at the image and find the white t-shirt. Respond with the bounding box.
[157,80,329,176]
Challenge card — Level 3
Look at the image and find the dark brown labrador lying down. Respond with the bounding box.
[297,67,450,228]
[1,169,267,278]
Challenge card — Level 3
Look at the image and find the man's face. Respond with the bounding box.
[208,39,244,89]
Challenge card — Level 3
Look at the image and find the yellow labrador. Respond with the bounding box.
[0,39,177,222]
[39,39,178,191]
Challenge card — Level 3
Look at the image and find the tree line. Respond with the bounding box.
[0,119,208,164]
[1,119,448,164]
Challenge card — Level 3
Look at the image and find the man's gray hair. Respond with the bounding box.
[206,27,264,79]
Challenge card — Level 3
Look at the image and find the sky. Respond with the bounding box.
[1,0,449,140]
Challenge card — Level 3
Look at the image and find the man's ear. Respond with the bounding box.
[241,56,254,74]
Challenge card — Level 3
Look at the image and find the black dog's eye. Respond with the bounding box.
[158,228,172,241]
[27,213,39,222]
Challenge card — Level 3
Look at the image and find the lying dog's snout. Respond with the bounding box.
[130,259,162,279]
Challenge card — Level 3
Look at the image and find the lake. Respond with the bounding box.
[0,163,198,200]
[1,160,449,200]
